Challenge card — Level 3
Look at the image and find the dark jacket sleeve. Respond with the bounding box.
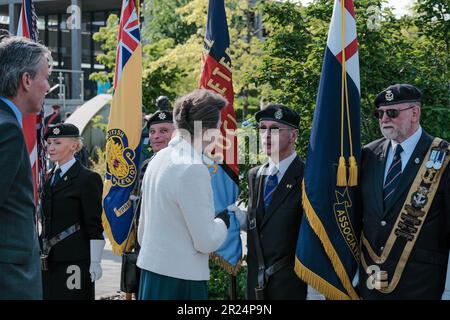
[81,170,104,239]
[0,122,22,208]
[444,166,450,248]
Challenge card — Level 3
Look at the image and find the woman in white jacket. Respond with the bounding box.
[137,89,230,300]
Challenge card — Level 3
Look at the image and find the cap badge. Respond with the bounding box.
[158,113,166,120]
[385,90,394,102]
[52,128,60,135]
[274,109,283,120]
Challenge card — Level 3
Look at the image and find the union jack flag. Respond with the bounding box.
[17,0,46,214]
[113,0,140,90]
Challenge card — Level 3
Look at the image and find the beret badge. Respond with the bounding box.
[385,90,394,102]
[274,109,283,120]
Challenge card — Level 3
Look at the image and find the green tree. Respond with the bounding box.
[89,14,119,86]
[142,0,197,45]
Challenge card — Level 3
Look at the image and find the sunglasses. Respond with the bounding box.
[374,106,415,119]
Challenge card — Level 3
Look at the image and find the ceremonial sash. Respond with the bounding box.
[361,138,450,293]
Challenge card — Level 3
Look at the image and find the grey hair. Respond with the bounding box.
[0,36,51,98]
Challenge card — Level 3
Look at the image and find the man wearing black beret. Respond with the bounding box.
[229,104,308,300]
[145,110,174,154]
[359,83,450,299]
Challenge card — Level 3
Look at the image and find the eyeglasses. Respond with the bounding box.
[257,126,293,133]
[374,106,415,119]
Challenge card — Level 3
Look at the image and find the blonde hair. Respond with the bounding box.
[71,137,83,153]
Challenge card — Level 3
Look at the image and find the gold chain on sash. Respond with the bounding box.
[361,138,450,293]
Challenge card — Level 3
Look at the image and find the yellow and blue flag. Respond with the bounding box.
[200,0,241,274]
[102,0,142,255]
[295,0,361,299]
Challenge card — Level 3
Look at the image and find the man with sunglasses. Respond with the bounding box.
[359,83,450,299]
[229,104,307,300]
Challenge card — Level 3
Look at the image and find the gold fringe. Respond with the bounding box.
[295,257,350,300]
[301,181,360,300]
[210,252,242,276]
[348,156,358,187]
[337,156,347,187]
[102,213,135,256]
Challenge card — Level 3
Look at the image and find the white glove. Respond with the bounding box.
[89,239,105,282]
[227,203,247,230]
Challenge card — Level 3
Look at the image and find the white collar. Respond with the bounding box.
[268,151,297,176]
[390,126,422,157]
[168,135,206,165]
[57,157,76,176]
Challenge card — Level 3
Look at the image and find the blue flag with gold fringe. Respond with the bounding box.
[200,0,242,274]
[102,0,142,255]
[295,0,361,300]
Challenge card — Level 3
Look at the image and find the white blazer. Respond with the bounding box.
[137,135,227,281]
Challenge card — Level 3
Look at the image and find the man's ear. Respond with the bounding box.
[20,72,32,92]
[291,129,299,143]
[412,106,421,123]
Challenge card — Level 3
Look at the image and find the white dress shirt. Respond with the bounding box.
[384,126,422,183]
[53,157,76,184]
[266,151,297,182]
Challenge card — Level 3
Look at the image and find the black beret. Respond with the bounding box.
[45,123,80,140]
[155,96,170,111]
[146,110,173,130]
[374,84,422,108]
[255,104,300,129]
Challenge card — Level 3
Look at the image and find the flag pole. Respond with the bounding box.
[229,274,237,300]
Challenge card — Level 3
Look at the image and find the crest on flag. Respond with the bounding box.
[102,0,142,255]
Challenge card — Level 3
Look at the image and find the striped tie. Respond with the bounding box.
[383,145,403,205]
[264,171,279,208]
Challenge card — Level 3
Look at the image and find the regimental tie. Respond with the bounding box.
[383,144,403,205]
[264,169,279,208]
[52,168,62,187]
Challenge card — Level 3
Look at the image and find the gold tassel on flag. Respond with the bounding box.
[348,155,358,186]
[337,156,347,187]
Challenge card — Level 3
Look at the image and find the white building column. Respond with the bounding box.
[8,0,20,34]
[70,0,82,101]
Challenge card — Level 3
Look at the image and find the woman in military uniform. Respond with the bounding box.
[41,123,105,300]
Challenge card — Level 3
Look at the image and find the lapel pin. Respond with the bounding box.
[64,176,68,181]
[286,184,292,189]
[415,158,420,164]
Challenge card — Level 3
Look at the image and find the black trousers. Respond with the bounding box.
[42,259,94,300]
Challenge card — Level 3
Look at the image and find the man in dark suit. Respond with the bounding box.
[359,84,450,299]
[230,104,307,300]
[0,37,51,299]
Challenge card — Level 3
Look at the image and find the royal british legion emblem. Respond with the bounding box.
[274,109,283,120]
[385,90,394,102]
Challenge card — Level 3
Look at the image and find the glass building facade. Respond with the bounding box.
[0,0,121,101]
